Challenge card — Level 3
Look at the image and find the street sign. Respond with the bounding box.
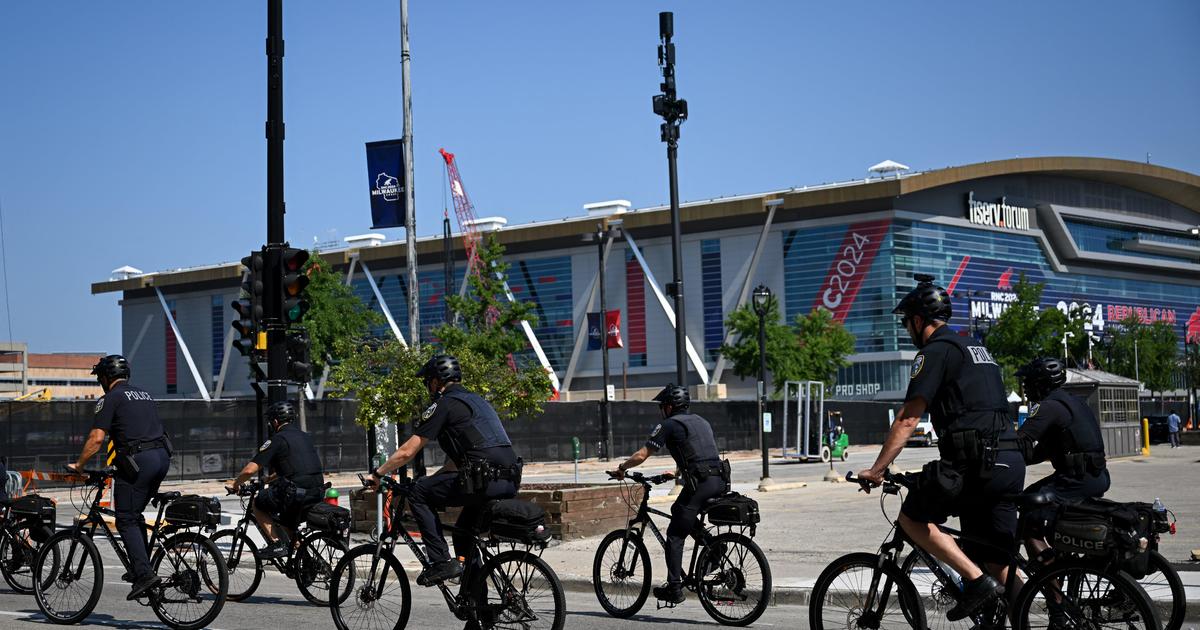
[762,412,772,433]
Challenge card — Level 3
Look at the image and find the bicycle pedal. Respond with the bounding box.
[656,600,679,610]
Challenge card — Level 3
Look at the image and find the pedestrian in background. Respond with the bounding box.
[1167,409,1181,448]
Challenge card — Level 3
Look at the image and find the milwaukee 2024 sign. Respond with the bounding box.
[812,220,890,322]
[967,191,1031,231]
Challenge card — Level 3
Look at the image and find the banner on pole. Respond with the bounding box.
[365,139,406,229]
[587,311,623,350]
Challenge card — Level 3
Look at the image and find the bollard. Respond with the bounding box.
[1141,418,1151,457]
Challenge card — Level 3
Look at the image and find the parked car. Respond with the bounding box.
[1145,415,1171,445]
[904,415,938,447]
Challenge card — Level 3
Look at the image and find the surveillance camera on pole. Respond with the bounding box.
[654,11,689,386]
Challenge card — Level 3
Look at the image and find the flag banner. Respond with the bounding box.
[365,139,406,229]
[587,310,623,350]
[605,309,623,349]
[587,312,603,351]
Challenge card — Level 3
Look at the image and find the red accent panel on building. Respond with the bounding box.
[625,259,646,356]
[165,311,178,391]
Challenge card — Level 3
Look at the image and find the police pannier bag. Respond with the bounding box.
[305,502,351,532]
[484,499,551,544]
[1051,498,1155,576]
[164,495,222,528]
[705,492,760,527]
[10,494,55,541]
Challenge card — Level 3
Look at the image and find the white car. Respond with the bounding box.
[907,416,938,447]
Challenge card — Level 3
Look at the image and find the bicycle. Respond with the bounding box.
[808,471,1159,630]
[212,478,348,605]
[31,466,228,630]
[329,473,566,630]
[592,470,772,627]
[0,493,58,594]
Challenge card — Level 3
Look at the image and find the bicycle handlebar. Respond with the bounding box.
[64,464,115,484]
[610,470,675,486]
[845,470,916,495]
[359,472,412,493]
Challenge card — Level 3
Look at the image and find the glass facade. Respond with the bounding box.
[1064,219,1198,264]
[210,295,224,378]
[701,239,723,361]
[351,267,465,344]
[507,256,574,370]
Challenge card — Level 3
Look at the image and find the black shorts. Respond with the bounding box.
[901,450,1026,565]
[254,483,319,528]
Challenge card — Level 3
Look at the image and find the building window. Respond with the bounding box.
[210,295,224,378]
[701,239,723,361]
[165,301,177,395]
[625,249,647,367]
[507,256,574,371]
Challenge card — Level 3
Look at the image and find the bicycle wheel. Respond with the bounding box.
[210,529,263,602]
[1,525,56,594]
[810,551,925,630]
[900,550,1008,630]
[694,532,772,627]
[1138,550,1185,630]
[330,543,411,630]
[1013,559,1160,630]
[295,530,347,606]
[33,530,103,625]
[149,531,229,630]
[592,528,652,618]
[476,549,565,630]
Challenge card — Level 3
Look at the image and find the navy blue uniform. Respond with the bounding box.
[410,384,518,571]
[252,423,325,528]
[900,327,1025,564]
[93,382,171,580]
[645,412,726,587]
[1018,390,1109,532]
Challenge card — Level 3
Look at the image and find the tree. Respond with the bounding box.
[1099,315,1178,397]
[301,251,382,375]
[327,340,551,429]
[793,308,856,390]
[983,276,1088,392]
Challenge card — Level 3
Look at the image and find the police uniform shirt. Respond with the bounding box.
[251,423,323,489]
[416,385,517,467]
[1018,390,1105,468]
[904,326,1010,438]
[644,415,720,472]
[91,382,165,449]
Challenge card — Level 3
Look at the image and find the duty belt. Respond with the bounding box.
[123,437,168,455]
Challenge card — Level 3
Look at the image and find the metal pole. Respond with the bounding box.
[443,214,454,323]
[598,229,612,460]
[401,0,418,349]
[668,144,685,387]
[758,310,770,482]
[265,0,287,408]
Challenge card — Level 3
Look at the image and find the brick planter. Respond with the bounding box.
[349,483,641,540]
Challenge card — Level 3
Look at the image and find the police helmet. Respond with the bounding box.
[652,384,690,410]
[91,355,131,381]
[1016,357,1067,399]
[892,274,952,323]
[415,355,462,383]
[265,401,297,425]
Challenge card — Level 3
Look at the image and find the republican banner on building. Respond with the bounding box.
[365,139,406,229]
[587,311,622,350]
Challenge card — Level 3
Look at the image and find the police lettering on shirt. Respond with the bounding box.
[123,390,153,401]
[967,346,997,365]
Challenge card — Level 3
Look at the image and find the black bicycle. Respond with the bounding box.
[329,473,566,630]
[592,471,772,627]
[212,478,347,605]
[809,471,1159,630]
[0,493,57,594]
[31,466,228,630]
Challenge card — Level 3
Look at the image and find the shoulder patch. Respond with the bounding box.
[1029,403,1040,417]
[910,355,926,379]
[94,398,104,414]
[258,440,271,452]
[650,424,663,438]
[421,402,438,422]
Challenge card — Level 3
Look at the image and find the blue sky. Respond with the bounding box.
[1,1,1197,353]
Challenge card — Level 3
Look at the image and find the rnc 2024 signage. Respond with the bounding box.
[967,192,1031,231]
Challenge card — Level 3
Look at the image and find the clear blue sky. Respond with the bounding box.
[1,1,1197,354]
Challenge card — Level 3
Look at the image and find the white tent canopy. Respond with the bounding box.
[868,159,911,175]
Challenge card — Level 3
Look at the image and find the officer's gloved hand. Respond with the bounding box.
[607,469,625,480]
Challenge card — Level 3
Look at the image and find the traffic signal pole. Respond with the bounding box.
[265,0,287,411]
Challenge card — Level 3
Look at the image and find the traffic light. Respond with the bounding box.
[286,329,312,383]
[232,250,265,357]
[281,247,310,325]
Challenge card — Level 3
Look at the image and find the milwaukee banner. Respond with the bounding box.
[365,139,406,229]
[587,311,623,350]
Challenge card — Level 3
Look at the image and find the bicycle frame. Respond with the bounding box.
[615,476,715,591]
[227,483,305,573]
[62,476,171,582]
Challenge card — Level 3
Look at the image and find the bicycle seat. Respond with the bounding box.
[154,491,182,503]
[1006,488,1057,508]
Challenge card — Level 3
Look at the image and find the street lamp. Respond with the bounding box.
[1062,331,1075,361]
[582,221,623,460]
[752,284,772,488]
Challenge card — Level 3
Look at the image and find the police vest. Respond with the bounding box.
[271,425,324,488]
[439,386,512,462]
[1042,389,1106,474]
[667,413,720,469]
[924,334,1011,442]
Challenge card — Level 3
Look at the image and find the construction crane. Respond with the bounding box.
[438,148,561,395]
[13,387,51,402]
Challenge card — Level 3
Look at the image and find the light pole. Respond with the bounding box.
[1134,339,1142,390]
[583,222,622,460]
[752,285,772,488]
[654,12,689,386]
[1062,331,1075,361]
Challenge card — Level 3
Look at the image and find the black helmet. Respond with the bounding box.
[652,384,689,410]
[91,355,131,381]
[265,401,297,424]
[1016,357,1067,399]
[415,355,462,383]
[893,274,952,322]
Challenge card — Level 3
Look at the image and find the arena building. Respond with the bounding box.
[92,157,1200,402]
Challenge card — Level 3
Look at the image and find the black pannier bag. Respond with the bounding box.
[705,492,760,527]
[164,495,222,528]
[484,499,551,544]
[11,494,56,541]
[1051,498,1154,577]
[306,502,351,532]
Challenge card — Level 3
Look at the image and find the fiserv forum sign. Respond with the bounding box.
[967,191,1031,231]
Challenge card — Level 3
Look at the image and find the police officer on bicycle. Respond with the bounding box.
[1016,357,1109,558]
[368,355,521,589]
[857,276,1025,621]
[609,384,728,605]
[68,355,172,601]
[226,400,324,559]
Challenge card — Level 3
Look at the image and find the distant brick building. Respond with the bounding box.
[0,344,103,400]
